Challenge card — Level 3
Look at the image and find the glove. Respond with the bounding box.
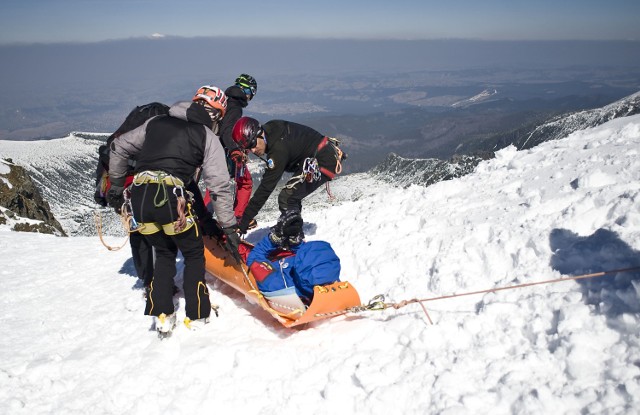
[229,149,247,165]
[237,216,251,235]
[199,215,222,239]
[222,227,242,263]
[105,185,125,214]
[281,210,303,238]
[94,190,107,207]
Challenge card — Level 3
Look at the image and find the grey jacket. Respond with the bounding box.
[109,101,236,228]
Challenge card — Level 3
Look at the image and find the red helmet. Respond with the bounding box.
[192,85,228,119]
[232,117,261,149]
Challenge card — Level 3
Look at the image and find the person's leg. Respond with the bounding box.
[277,176,328,213]
[143,231,178,317]
[234,166,253,220]
[130,232,154,287]
[172,226,211,320]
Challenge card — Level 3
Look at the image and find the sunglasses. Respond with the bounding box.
[245,129,263,150]
[240,86,257,97]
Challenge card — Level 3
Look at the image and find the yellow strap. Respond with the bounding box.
[137,219,196,236]
[133,171,184,186]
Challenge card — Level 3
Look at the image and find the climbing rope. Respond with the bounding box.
[93,208,134,251]
[347,266,640,325]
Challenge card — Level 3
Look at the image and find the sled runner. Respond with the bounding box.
[202,237,361,328]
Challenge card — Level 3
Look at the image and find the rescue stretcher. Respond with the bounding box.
[203,237,361,328]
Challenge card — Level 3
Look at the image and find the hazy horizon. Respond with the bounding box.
[1,37,639,158]
[1,0,639,44]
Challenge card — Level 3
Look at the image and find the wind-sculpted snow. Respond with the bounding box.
[1,115,639,414]
[369,151,494,188]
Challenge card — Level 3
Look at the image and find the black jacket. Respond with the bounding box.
[239,120,324,230]
[218,85,249,152]
[109,101,236,227]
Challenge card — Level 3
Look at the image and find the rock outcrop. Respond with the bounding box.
[0,158,67,236]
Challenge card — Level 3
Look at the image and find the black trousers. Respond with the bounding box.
[129,232,154,287]
[277,144,337,213]
[131,183,211,320]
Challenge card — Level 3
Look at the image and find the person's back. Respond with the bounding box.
[94,102,169,206]
[134,105,211,183]
[261,120,325,172]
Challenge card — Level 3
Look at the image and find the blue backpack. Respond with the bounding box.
[291,241,341,299]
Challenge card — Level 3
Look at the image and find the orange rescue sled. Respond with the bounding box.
[203,237,361,327]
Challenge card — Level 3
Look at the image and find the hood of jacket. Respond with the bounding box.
[224,85,249,108]
[169,101,213,127]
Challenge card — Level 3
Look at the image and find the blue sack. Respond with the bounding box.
[292,241,341,299]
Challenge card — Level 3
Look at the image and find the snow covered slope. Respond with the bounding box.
[1,115,639,414]
[520,90,640,149]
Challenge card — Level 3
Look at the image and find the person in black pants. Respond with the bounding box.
[232,117,346,247]
[107,86,240,336]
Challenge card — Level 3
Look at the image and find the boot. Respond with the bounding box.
[154,313,176,337]
[183,316,210,331]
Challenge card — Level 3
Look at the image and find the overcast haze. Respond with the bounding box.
[1,0,639,44]
[1,1,640,143]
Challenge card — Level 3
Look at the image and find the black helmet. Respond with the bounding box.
[232,116,261,149]
[235,74,257,98]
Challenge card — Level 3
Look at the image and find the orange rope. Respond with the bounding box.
[93,209,131,251]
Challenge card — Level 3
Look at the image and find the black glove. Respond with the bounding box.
[199,215,222,239]
[237,216,251,235]
[222,227,242,263]
[105,185,125,214]
[94,190,107,207]
[281,210,303,238]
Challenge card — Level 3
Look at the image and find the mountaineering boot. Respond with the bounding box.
[154,313,176,339]
[183,317,210,331]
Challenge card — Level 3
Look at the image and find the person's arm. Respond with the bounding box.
[200,128,236,228]
[237,152,287,232]
[108,122,148,187]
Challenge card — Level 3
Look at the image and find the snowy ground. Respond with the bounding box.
[1,115,639,414]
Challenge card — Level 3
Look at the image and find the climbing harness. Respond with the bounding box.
[302,157,321,183]
[132,170,195,235]
[284,136,345,194]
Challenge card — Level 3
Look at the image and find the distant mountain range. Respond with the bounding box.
[1,90,640,237]
[452,91,640,155]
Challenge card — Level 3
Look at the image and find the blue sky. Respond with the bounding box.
[1,0,639,44]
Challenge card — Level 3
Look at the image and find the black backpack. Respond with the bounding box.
[97,102,170,172]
